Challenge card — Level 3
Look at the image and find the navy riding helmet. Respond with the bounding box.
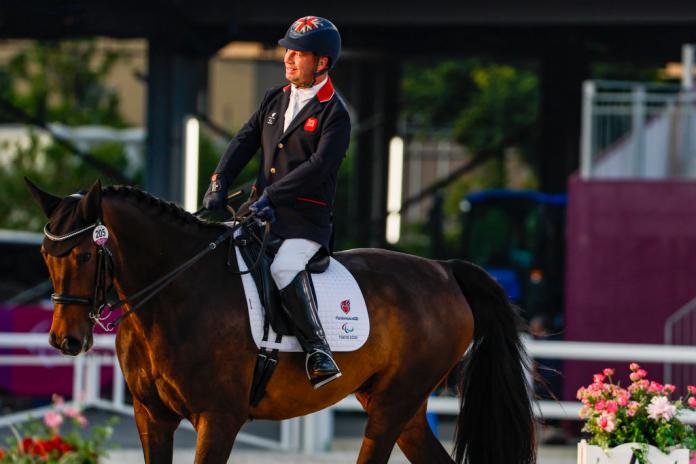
[278,16,341,71]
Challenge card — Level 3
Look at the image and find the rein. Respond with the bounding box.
[45,214,270,332]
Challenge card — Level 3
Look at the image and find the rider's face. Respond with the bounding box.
[284,49,328,87]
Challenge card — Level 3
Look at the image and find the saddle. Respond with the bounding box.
[233,222,330,336]
[231,221,329,405]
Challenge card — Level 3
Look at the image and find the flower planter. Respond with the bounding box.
[577,440,689,464]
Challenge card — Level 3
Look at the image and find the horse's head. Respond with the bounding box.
[26,178,108,355]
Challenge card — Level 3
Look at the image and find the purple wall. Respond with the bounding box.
[563,176,696,398]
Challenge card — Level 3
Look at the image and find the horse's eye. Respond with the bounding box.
[77,252,92,264]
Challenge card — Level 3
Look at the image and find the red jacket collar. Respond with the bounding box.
[282,78,334,103]
[316,77,334,103]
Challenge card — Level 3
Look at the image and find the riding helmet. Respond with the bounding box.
[278,16,341,70]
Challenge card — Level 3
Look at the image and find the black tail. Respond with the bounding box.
[447,259,536,464]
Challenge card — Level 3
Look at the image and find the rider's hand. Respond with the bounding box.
[250,194,276,223]
[202,173,228,210]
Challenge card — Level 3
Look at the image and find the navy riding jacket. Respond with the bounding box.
[214,78,351,251]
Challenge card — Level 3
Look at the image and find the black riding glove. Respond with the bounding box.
[202,173,228,210]
[250,194,276,223]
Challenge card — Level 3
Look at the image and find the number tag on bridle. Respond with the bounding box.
[92,225,109,246]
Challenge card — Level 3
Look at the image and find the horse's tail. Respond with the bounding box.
[447,259,536,464]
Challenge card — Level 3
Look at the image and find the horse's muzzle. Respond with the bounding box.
[57,337,82,356]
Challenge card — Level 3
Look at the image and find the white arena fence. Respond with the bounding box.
[2,333,696,452]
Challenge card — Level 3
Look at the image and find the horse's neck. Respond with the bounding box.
[103,197,220,326]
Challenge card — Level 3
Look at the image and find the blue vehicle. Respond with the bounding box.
[460,189,567,329]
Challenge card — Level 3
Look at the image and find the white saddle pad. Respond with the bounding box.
[234,240,370,352]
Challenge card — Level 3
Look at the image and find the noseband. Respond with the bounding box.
[44,221,115,331]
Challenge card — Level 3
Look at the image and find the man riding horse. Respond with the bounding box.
[203,16,350,389]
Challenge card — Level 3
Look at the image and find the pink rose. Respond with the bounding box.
[594,374,606,384]
[688,386,696,395]
[605,400,619,414]
[688,397,696,409]
[595,399,606,411]
[577,387,586,400]
[603,368,615,377]
[630,372,641,382]
[63,406,80,418]
[649,381,664,393]
[629,380,649,392]
[663,384,676,394]
[596,412,616,432]
[630,362,640,371]
[627,401,640,417]
[637,369,648,379]
[43,411,63,429]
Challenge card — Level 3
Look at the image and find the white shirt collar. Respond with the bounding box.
[290,77,328,102]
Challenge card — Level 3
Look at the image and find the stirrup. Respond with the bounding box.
[312,371,342,389]
[305,349,342,389]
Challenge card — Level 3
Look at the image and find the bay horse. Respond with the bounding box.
[26,179,536,464]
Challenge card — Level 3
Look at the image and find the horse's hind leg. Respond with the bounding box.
[192,411,244,464]
[133,398,180,464]
[396,403,454,464]
[354,389,432,464]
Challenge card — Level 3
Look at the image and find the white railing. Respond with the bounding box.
[328,338,696,422]
[580,79,696,179]
[0,333,300,451]
[5,333,696,453]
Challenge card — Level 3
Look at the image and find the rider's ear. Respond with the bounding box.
[78,179,102,221]
[25,177,62,218]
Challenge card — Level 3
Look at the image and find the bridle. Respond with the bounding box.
[45,220,115,331]
[44,214,269,332]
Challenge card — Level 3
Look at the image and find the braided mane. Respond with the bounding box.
[102,185,225,230]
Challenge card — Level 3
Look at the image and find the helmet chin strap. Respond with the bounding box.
[295,55,327,89]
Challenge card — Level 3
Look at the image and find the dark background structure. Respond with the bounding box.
[3,0,696,246]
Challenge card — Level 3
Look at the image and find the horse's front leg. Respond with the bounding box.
[191,411,245,464]
[133,398,180,464]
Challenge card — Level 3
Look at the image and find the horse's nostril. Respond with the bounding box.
[60,336,82,355]
[48,332,60,350]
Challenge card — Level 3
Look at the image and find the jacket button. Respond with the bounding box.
[277,143,284,149]
[270,167,277,174]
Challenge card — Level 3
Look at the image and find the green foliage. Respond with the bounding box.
[3,40,126,126]
[402,59,539,163]
[1,40,135,231]
[0,133,132,231]
[402,60,479,127]
[453,64,538,158]
[400,59,541,257]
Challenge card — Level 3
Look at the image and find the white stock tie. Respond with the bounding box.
[284,92,301,132]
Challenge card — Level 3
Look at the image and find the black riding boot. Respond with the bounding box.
[280,271,341,389]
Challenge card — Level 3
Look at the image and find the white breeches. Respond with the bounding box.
[270,238,322,290]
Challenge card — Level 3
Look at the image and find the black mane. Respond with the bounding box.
[103,185,224,230]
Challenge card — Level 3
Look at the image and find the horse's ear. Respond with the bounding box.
[25,177,62,218]
[77,179,103,222]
